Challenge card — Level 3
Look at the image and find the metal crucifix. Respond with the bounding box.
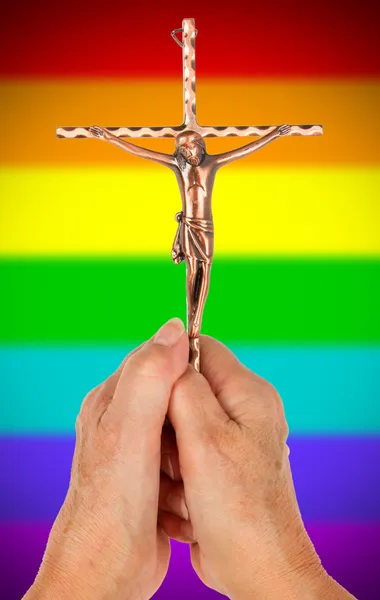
[57,17,323,371]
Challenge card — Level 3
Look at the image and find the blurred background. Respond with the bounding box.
[0,1,379,598]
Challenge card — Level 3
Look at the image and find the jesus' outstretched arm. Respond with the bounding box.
[89,126,177,169]
[214,124,291,167]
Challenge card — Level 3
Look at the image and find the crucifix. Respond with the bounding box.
[57,17,323,371]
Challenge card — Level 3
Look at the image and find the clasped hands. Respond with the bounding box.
[25,319,353,600]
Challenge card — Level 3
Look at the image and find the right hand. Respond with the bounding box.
[159,337,354,599]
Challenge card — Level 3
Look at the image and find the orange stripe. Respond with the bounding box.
[1,80,379,166]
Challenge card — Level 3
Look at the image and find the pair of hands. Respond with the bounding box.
[25,318,353,600]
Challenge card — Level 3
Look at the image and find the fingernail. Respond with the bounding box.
[161,454,174,480]
[167,493,189,521]
[154,318,185,347]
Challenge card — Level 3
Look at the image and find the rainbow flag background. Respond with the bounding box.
[1,2,380,598]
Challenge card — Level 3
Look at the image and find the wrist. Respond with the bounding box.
[227,520,354,600]
[24,560,114,600]
[24,570,91,600]
[231,563,353,600]
[24,553,146,600]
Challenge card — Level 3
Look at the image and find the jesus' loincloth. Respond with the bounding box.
[171,211,214,264]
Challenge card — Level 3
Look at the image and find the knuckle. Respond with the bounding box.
[129,343,172,382]
[261,382,289,439]
[243,374,289,439]
[82,383,102,408]
[75,409,87,436]
[257,377,283,412]
[266,381,282,409]
[75,383,103,433]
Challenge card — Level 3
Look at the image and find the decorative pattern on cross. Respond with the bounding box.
[56,18,323,140]
[56,18,323,372]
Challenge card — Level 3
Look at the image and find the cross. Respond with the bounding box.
[57,18,323,371]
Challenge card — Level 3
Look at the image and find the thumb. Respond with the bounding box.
[168,365,229,449]
[104,318,189,438]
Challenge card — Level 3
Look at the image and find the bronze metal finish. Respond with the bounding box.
[57,18,323,371]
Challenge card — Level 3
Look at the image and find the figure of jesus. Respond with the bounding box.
[89,124,291,367]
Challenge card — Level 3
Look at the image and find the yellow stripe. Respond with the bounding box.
[1,80,379,165]
[1,166,379,255]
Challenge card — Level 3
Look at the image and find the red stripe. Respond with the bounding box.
[2,1,379,77]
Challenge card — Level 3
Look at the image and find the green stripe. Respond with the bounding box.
[1,257,379,343]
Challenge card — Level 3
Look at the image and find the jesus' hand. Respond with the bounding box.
[89,125,113,140]
[276,123,292,136]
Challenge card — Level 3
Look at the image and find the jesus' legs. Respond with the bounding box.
[185,256,212,370]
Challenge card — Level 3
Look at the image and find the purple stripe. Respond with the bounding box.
[1,437,380,521]
[1,523,379,600]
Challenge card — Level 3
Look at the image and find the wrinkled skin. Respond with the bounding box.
[158,336,355,599]
[24,319,189,600]
[24,323,354,600]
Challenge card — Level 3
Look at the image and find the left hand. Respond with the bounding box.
[24,318,189,600]
[158,337,354,600]
[89,125,112,140]
[276,123,292,136]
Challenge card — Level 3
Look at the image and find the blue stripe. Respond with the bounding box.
[1,346,379,433]
[0,436,379,521]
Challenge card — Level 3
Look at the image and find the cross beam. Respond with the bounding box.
[56,18,323,140]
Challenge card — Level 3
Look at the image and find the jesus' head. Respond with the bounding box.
[175,131,206,168]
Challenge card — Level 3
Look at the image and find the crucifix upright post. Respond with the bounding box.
[57,17,323,370]
[57,17,322,139]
